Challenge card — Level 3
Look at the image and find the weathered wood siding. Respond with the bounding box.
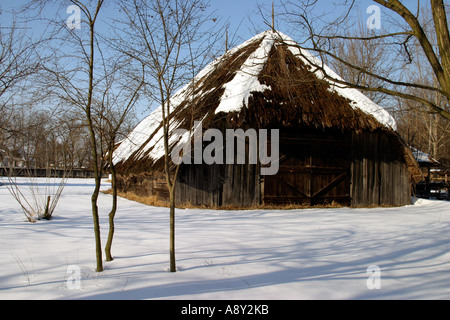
[263,130,351,206]
[176,162,261,207]
[351,131,411,207]
[116,130,411,208]
[116,172,169,200]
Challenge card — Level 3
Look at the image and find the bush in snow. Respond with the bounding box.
[1,168,67,222]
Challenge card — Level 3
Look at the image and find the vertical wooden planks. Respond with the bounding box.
[351,131,411,207]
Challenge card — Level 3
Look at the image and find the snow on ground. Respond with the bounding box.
[0,178,449,300]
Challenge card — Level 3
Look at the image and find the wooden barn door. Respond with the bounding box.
[263,131,351,206]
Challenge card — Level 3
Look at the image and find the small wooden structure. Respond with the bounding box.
[411,147,448,199]
[113,30,421,208]
[411,147,440,181]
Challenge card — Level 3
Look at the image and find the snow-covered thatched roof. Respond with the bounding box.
[113,30,398,173]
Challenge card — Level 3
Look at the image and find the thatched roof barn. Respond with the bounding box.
[113,30,422,208]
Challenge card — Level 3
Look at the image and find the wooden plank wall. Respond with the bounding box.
[263,133,352,206]
[351,131,411,207]
[116,172,169,200]
[117,130,411,209]
[176,162,261,207]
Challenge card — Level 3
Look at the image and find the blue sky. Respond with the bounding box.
[1,0,379,42]
[210,0,266,38]
[208,0,394,44]
[1,0,413,119]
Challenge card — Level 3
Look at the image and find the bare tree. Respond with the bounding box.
[18,0,162,270]
[118,0,220,272]
[0,17,43,113]
[278,0,450,120]
[26,0,107,272]
[63,0,105,272]
[0,105,69,223]
[382,5,450,162]
[56,115,93,170]
[396,50,450,162]
[3,166,67,222]
[93,58,145,262]
[323,17,396,107]
[0,9,50,164]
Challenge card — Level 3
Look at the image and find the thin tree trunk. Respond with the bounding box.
[85,3,104,272]
[169,189,176,272]
[43,195,51,220]
[105,148,117,262]
[88,105,103,271]
[91,178,103,272]
[168,164,180,273]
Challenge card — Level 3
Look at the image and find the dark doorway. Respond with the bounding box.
[263,130,351,206]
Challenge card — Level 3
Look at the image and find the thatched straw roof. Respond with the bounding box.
[113,30,399,174]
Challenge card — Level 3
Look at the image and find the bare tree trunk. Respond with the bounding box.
[430,0,450,90]
[161,89,178,272]
[83,0,105,273]
[167,163,181,272]
[43,195,51,220]
[118,0,221,273]
[91,177,103,272]
[88,104,103,272]
[169,189,176,272]
[105,145,117,262]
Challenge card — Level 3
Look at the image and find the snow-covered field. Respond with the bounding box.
[0,178,449,300]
